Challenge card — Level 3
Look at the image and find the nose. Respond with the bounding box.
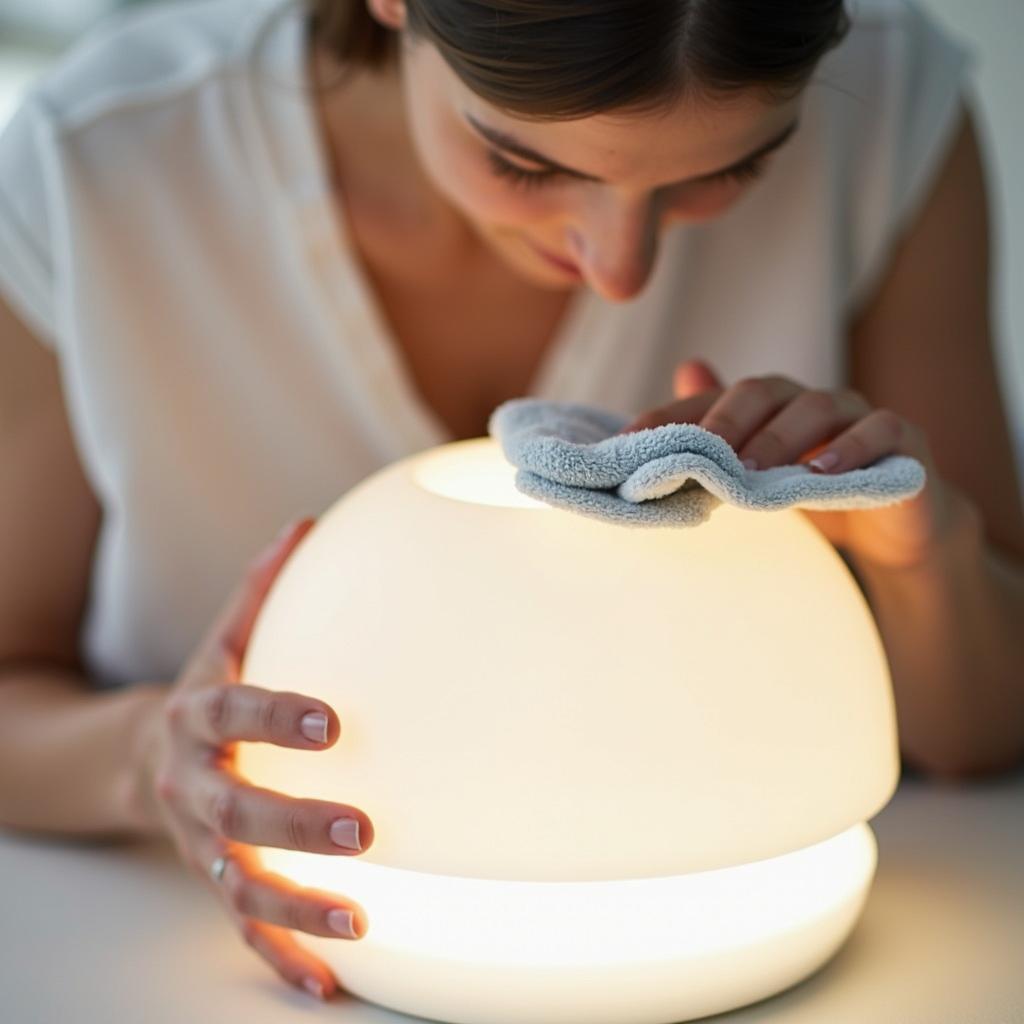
[568,193,660,302]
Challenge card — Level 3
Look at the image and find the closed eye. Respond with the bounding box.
[713,154,770,186]
[486,148,771,191]
[486,150,560,189]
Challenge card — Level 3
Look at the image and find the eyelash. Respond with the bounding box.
[485,149,770,191]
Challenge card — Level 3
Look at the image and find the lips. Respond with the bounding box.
[527,239,581,276]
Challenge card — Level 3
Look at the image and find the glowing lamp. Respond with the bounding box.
[237,437,899,1024]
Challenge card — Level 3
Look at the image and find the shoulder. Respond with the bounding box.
[848,108,1024,561]
[811,0,975,149]
[23,0,286,136]
[801,0,976,317]
[824,0,973,72]
[812,0,975,131]
[0,0,296,342]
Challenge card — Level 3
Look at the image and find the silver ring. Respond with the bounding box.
[210,854,230,883]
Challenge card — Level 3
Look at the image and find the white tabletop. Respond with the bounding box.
[2,770,1021,1024]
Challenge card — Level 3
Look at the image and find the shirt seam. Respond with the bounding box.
[32,0,283,142]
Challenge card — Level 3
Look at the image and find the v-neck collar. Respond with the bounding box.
[242,0,599,457]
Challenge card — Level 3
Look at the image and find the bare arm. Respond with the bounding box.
[0,662,167,837]
[850,491,1024,778]
[847,107,1024,778]
[0,288,167,836]
[620,105,1024,780]
[0,291,378,996]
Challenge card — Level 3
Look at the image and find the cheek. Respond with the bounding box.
[445,158,558,227]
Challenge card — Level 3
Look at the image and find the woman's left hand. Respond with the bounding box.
[616,359,974,571]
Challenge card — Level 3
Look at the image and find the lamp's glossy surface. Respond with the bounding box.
[237,438,899,1023]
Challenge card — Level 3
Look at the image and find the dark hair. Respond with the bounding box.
[308,1,851,119]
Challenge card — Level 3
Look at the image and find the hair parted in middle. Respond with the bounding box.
[308,0,851,119]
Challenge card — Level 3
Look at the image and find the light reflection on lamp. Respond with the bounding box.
[236,437,899,1024]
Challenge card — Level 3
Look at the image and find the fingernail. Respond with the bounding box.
[300,711,328,744]
[303,977,324,1000]
[330,817,362,851]
[809,451,840,474]
[741,458,759,471]
[327,908,358,938]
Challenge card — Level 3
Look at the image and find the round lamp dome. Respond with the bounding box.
[236,437,899,1024]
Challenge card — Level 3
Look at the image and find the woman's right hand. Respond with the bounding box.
[132,517,373,1002]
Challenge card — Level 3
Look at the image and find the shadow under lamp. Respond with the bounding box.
[236,437,899,1024]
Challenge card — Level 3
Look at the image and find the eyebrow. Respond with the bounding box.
[463,111,800,186]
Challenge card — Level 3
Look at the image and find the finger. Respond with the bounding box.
[208,841,366,941]
[174,682,339,750]
[183,517,317,689]
[735,388,873,470]
[192,838,347,998]
[806,407,912,475]
[616,388,723,435]
[697,375,804,452]
[190,770,374,856]
[235,911,340,1001]
[673,359,724,399]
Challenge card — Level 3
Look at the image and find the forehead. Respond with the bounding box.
[414,39,803,183]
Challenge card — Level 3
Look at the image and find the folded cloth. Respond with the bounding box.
[488,397,927,527]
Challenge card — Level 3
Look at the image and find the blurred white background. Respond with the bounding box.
[0,0,1022,453]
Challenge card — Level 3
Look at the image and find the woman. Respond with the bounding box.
[0,0,1022,1002]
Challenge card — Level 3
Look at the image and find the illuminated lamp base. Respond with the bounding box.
[259,823,876,1024]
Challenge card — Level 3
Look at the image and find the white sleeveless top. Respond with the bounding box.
[0,0,972,689]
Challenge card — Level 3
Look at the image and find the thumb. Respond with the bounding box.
[673,359,723,399]
[203,517,318,683]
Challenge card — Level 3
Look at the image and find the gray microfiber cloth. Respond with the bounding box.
[488,397,927,527]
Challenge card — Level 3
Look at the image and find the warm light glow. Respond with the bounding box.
[260,823,874,965]
[245,824,876,1023]
[414,439,551,509]
[237,437,899,1023]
